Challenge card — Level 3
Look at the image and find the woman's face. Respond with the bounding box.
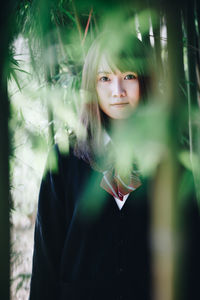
[96,56,140,119]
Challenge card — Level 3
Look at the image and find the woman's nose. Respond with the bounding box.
[111,78,126,97]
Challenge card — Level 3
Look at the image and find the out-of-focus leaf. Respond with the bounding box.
[60,8,76,23]
[178,150,199,171]
[178,169,195,205]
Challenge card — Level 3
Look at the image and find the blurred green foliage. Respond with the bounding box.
[8,0,199,223]
[5,0,200,298]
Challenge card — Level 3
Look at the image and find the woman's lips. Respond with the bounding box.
[110,103,129,107]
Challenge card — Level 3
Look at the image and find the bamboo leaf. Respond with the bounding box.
[12,68,30,75]
[10,70,21,91]
[60,8,76,23]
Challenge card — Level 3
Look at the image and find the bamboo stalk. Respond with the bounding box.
[184,0,198,105]
[183,0,200,202]
[151,2,184,300]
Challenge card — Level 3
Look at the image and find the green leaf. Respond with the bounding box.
[178,150,199,171]
[12,67,30,76]
[10,69,21,91]
[60,8,76,23]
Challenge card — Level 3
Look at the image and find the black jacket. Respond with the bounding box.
[29,145,200,300]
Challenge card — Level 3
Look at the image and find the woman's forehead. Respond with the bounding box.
[96,54,138,75]
[97,55,118,74]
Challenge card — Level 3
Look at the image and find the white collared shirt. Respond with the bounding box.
[114,193,130,210]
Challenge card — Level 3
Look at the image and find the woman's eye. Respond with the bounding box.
[124,74,137,80]
[99,76,110,82]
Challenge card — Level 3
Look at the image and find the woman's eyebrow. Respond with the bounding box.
[97,71,112,74]
[123,71,137,74]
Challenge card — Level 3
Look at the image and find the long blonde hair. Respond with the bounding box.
[74,31,151,164]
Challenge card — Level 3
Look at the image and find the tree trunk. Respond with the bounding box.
[0,69,10,300]
[0,1,14,299]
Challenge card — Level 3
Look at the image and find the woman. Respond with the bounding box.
[29,31,152,300]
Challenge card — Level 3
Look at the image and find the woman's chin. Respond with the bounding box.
[109,108,134,120]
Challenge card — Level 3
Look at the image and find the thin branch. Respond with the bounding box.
[82,8,93,46]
